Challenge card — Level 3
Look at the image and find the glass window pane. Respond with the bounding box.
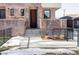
[44,9,51,19]
[0,9,6,19]
[20,9,24,16]
[10,9,14,16]
[77,20,79,26]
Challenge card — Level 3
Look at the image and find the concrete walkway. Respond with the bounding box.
[1,36,77,48]
[0,36,77,55]
[25,37,77,48]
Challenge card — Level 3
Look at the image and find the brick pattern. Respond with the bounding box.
[0,3,60,36]
[41,20,67,29]
[0,3,58,28]
[40,19,67,35]
[0,20,26,36]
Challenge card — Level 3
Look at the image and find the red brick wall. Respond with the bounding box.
[41,20,66,29]
[0,20,26,36]
[40,19,67,35]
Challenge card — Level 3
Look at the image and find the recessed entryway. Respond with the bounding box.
[30,9,37,28]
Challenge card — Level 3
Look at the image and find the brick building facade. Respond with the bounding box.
[0,3,66,36]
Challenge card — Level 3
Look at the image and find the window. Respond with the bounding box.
[44,9,51,19]
[77,20,79,26]
[67,20,73,27]
[0,9,6,19]
[20,9,24,16]
[10,9,14,16]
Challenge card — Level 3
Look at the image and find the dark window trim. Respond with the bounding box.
[0,9,6,19]
[10,8,15,16]
[43,9,51,19]
[20,9,25,16]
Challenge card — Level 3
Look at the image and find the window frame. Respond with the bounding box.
[0,9,6,19]
[43,9,51,19]
[20,9,25,16]
[10,8,15,16]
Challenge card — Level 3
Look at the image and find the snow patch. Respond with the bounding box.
[1,48,76,55]
[1,36,25,47]
[45,49,76,55]
[1,48,45,55]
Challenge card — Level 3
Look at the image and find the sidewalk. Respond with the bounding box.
[1,36,77,48]
[0,36,78,55]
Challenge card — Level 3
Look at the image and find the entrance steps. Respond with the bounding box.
[25,29,41,37]
[20,29,41,47]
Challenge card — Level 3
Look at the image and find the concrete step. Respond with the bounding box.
[20,37,42,47]
[25,29,41,37]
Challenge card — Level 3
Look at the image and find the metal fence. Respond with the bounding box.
[0,28,12,46]
[41,28,73,41]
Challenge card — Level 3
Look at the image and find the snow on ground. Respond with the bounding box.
[1,48,77,55]
[1,36,77,48]
[29,38,77,47]
[0,36,78,55]
[1,36,26,47]
[45,49,76,55]
[1,48,45,55]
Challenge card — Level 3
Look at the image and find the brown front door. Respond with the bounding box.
[30,9,37,28]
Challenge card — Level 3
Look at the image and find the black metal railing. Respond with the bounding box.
[0,28,12,46]
[40,28,74,41]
